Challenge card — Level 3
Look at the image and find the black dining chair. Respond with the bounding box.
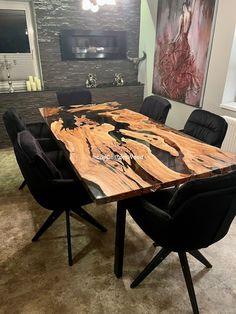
[13,130,107,266]
[116,171,236,313]
[140,95,171,124]
[3,107,58,189]
[56,88,92,106]
[182,109,228,148]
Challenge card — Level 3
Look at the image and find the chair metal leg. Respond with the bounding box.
[131,248,171,288]
[66,210,73,266]
[72,207,107,232]
[178,252,199,314]
[189,250,212,268]
[114,201,127,278]
[19,180,26,190]
[32,209,64,242]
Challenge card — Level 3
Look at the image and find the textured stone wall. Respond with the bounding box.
[33,0,141,89]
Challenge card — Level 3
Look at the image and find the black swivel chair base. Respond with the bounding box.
[130,248,212,314]
[32,208,107,266]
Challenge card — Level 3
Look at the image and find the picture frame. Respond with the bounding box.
[152,0,218,107]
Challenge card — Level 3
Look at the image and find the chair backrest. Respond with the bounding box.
[3,108,26,144]
[140,95,171,124]
[183,109,228,147]
[166,171,236,250]
[14,130,62,209]
[56,88,92,106]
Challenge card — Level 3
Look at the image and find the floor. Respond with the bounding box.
[0,148,236,314]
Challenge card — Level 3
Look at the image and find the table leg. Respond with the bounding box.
[114,200,126,278]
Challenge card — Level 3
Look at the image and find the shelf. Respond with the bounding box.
[220,102,236,112]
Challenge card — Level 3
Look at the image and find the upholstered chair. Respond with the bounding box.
[116,171,236,313]
[182,109,228,147]
[56,88,92,106]
[14,130,107,265]
[140,95,171,124]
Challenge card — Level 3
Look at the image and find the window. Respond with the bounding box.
[0,9,30,53]
[0,1,42,93]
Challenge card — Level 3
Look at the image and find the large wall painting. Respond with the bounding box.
[152,0,217,107]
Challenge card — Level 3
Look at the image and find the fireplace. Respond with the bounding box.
[60,30,127,61]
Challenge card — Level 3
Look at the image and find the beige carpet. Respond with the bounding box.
[0,148,236,314]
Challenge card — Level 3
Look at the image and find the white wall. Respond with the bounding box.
[203,0,236,116]
[139,0,236,129]
[222,27,236,103]
[138,0,157,97]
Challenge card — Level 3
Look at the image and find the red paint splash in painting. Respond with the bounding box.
[158,32,203,104]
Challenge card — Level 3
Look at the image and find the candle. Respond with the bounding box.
[26,80,32,91]
[29,76,34,84]
[36,79,42,91]
[31,82,37,91]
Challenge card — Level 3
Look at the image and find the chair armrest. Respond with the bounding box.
[126,197,171,222]
[48,179,77,196]
[49,179,92,205]
[27,122,59,151]
[46,150,66,168]
[50,178,87,191]
[26,122,52,138]
[139,198,171,222]
[50,179,75,186]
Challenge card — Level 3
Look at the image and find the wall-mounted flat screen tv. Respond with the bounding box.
[60,30,127,61]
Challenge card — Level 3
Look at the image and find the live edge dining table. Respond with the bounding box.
[39,101,236,277]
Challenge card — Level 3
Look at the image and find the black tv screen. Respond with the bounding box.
[60,30,127,61]
[0,9,30,53]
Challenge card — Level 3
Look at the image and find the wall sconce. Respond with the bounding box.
[82,0,116,13]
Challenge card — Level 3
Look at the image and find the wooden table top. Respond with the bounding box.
[40,102,236,204]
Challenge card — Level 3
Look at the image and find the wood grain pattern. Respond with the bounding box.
[40,103,236,203]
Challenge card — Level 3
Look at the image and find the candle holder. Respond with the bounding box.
[113,73,124,87]
[86,73,97,88]
[0,56,16,93]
